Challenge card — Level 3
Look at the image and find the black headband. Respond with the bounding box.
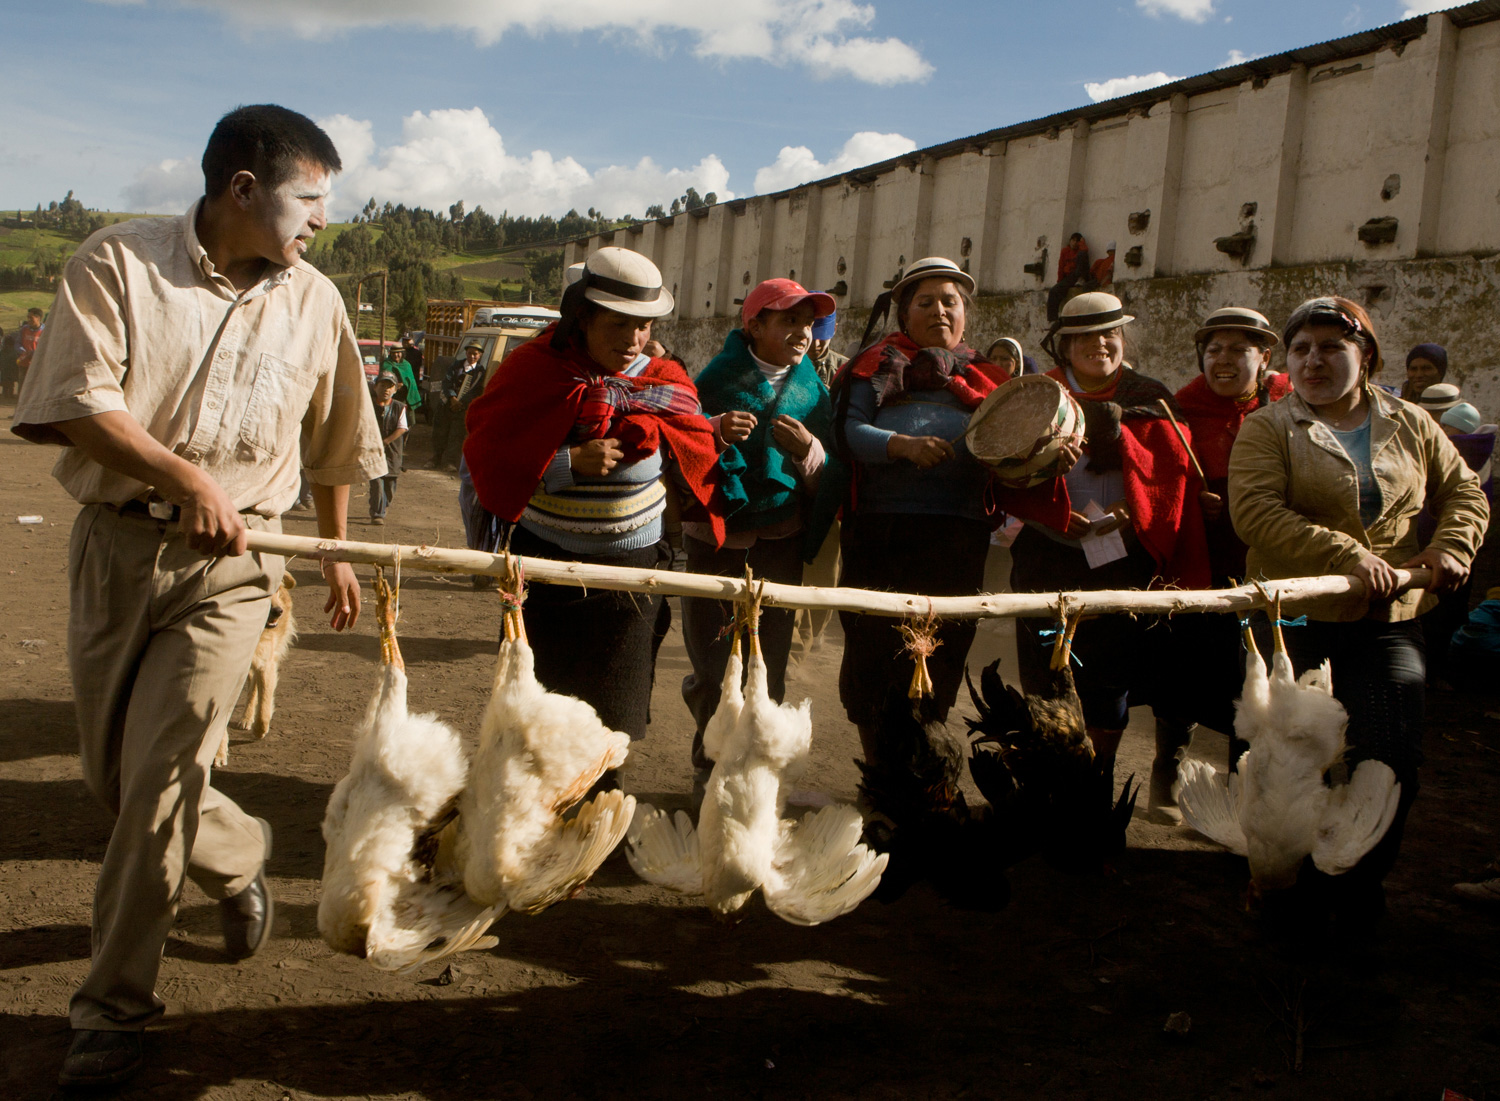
[583,270,661,303]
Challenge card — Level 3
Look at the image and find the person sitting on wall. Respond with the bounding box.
[1089,241,1116,289]
[1046,233,1090,322]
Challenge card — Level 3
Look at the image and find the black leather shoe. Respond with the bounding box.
[221,818,274,960]
[58,1029,144,1087]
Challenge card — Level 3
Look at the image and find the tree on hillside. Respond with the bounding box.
[449,200,465,224]
[394,269,427,334]
[644,204,666,220]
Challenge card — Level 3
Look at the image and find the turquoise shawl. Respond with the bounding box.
[695,329,831,535]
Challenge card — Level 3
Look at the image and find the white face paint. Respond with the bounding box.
[248,161,331,267]
[1286,323,1366,410]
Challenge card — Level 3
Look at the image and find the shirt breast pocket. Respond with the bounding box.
[239,353,317,457]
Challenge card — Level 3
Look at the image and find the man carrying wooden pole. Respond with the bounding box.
[12,105,385,1088]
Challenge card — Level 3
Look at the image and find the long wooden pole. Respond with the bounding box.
[244,531,1430,621]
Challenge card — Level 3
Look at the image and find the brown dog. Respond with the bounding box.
[217,573,298,765]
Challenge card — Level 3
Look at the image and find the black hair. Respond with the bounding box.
[552,279,603,351]
[201,105,341,198]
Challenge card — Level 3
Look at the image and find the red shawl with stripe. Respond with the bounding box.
[997,367,1210,589]
[463,325,726,545]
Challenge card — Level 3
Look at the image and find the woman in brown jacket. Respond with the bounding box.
[1228,296,1488,934]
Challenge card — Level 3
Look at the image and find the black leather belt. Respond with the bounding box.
[117,498,181,522]
[113,499,258,523]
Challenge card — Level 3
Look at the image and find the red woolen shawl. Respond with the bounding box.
[997,373,1211,589]
[463,325,726,545]
[1174,372,1293,481]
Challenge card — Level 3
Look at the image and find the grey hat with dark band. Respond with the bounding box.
[1194,305,1279,347]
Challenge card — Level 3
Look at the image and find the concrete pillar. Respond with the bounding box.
[1266,67,1308,266]
[754,197,777,284]
[911,156,937,260]
[1153,94,1189,276]
[638,221,664,270]
[708,205,737,317]
[800,186,824,291]
[1062,120,1090,247]
[848,183,877,309]
[977,141,1007,294]
[1414,13,1460,257]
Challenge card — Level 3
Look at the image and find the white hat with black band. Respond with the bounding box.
[579,247,674,318]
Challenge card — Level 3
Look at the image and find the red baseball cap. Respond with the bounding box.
[741,278,836,326]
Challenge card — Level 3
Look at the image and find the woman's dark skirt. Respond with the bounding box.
[837,512,991,727]
[507,526,666,740]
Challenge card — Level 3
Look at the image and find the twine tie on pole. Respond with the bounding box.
[899,599,941,699]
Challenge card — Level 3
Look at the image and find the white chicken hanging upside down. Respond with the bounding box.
[1176,600,1402,891]
[628,581,888,925]
[318,567,504,972]
[458,561,637,915]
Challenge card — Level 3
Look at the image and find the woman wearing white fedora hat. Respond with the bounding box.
[464,247,728,752]
[998,291,1209,808]
[820,256,1010,771]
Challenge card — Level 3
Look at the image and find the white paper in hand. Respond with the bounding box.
[1080,502,1128,569]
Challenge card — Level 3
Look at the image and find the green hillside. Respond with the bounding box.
[0,214,559,336]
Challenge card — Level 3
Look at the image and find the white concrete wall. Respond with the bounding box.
[587,12,1500,306]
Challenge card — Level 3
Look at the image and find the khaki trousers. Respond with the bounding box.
[67,505,284,1031]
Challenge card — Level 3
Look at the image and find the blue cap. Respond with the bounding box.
[812,310,837,341]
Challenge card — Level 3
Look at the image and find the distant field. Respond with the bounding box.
[0,225,82,270]
[448,258,526,281]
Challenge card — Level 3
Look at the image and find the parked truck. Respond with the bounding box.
[420,298,561,421]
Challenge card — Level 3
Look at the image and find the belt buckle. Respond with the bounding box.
[148,500,176,521]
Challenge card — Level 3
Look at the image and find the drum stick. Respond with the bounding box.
[1156,399,1208,483]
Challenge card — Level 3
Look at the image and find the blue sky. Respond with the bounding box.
[0,0,1454,220]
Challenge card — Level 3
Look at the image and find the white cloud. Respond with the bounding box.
[753,131,917,194]
[123,0,932,85]
[120,109,920,219]
[1402,1,1449,15]
[1083,71,1183,102]
[1136,0,1215,21]
[318,108,733,220]
[122,158,201,213]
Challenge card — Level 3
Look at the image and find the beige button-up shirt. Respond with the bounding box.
[12,201,385,517]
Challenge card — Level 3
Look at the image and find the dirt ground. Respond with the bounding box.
[3,403,1500,1101]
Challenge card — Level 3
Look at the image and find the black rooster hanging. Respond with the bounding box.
[964,613,1139,875]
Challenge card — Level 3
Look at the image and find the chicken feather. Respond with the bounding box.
[460,597,635,914]
[629,601,884,924]
[1177,615,1401,890]
[318,573,503,972]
